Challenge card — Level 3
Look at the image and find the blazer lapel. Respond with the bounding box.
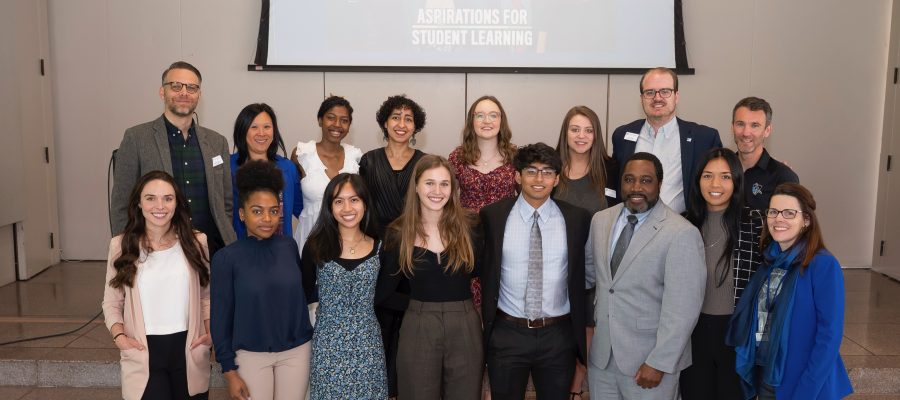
[560,203,579,289]
[488,198,516,284]
[153,116,174,175]
[196,127,216,178]
[622,126,638,158]
[602,204,622,284]
[677,118,694,189]
[611,204,666,285]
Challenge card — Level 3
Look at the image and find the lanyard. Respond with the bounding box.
[764,267,786,312]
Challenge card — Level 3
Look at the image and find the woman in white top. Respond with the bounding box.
[292,95,362,251]
[102,170,212,400]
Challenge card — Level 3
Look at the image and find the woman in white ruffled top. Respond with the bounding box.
[292,96,363,252]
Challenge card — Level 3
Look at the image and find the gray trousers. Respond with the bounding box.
[588,350,680,400]
[397,299,484,400]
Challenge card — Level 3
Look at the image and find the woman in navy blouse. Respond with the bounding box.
[211,160,314,400]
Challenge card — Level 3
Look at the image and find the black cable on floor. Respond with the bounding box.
[0,309,104,346]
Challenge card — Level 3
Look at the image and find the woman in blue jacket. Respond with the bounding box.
[230,103,302,238]
[727,183,852,399]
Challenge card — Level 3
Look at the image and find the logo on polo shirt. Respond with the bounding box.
[752,183,763,196]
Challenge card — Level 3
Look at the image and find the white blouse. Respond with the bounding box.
[293,140,362,252]
[137,242,190,335]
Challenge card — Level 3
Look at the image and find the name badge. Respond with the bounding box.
[212,155,224,167]
[624,132,639,142]
[605,188,617,198]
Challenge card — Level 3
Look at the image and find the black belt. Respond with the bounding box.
[496,309,570,329]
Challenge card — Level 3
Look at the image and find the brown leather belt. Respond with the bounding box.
[496,309,570,329]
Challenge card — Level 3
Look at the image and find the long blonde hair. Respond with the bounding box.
[387,155,475,277]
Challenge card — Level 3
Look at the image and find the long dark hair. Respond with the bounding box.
[305,173,379,264]
[687,148,744,287]
[555,106,611,200]
[109,171,210,289]
[761,183,826,272]
[233,103,287,166]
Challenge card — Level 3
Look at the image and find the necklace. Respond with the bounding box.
[148,234,177,251]
[342,234,365,255]
[704,237,723,248]
[477,151,501,166]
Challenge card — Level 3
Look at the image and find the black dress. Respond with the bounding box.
[358,146,425,396]
[359,147,425,233]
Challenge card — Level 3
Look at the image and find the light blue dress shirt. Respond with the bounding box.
[499,195,569,318]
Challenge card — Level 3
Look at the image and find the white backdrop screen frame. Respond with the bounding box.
[250,0,692,74]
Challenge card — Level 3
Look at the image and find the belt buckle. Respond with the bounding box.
[527,318,544,329]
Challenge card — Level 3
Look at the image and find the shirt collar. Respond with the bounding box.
[515,194,557,223]
[754,148,773,170]
[618,203,654,224]
[163,115,196,138]
[642,116,679,139]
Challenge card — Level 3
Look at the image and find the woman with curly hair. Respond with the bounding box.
[359,94,427,397]
[211,160,314,400]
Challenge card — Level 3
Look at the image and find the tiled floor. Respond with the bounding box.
[0,263,898,398]
[0,261,118,364]
[0,386,231,399]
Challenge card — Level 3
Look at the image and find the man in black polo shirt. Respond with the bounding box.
[731,96,799,212]
[111,61,236,254]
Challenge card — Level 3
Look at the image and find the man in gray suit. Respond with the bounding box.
[586,152,705,399]
[111,61,236,253]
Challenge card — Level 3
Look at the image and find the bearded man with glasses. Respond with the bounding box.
[111,61,236,256]
[611,67,722,214]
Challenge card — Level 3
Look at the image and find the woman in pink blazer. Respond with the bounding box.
[102,170,213,400]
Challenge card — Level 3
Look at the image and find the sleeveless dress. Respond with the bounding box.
[309,243,388,399]
[293,140,362,252]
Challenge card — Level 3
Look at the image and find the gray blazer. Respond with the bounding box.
[110,115,236,244]
[587,202,705,376]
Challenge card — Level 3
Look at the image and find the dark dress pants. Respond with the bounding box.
[142,331,208,400]
[487,318,576,400]
[679,313,743,400]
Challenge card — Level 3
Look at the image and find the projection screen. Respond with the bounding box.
[252,0,690,73]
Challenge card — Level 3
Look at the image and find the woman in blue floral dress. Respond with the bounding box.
[300,173,387,399]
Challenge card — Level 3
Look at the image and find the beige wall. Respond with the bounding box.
[0,225,16,286]
[0,0,60,281]
[50,0,891,267]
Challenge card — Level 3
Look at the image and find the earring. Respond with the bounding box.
[410,134,417,146]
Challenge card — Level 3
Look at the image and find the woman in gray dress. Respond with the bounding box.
[553,106,619,399]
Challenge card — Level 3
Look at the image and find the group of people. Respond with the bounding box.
[101,61,853,400]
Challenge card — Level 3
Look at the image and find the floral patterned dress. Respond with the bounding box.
[448,147,517,307]
[309,243,388,399]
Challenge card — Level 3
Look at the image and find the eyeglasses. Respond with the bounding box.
[641,88,675,99]
[474,112,500,122]
[522,167,557,178]
[765,208,804,219]
[163,81,201,94]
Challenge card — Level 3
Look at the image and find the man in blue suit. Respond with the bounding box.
[611,67,722,214]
